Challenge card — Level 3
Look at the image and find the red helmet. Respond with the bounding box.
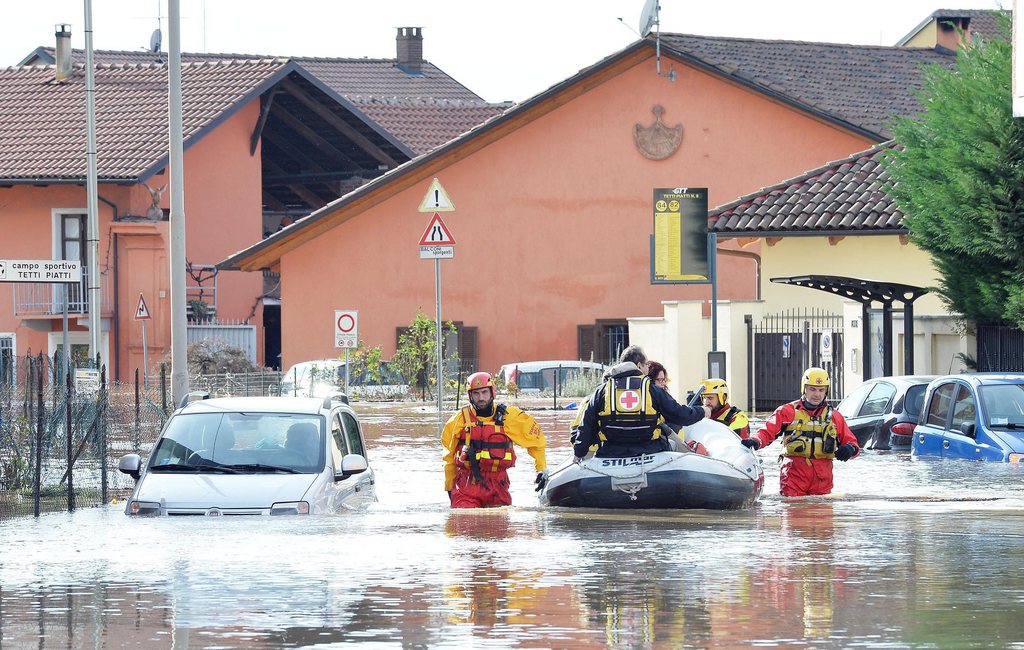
[466,371,495,399]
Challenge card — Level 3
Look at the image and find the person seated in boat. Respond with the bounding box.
[571,345,710,460]
[699,378,751,439]
[646,361,707,455]
[442,372,549,508]
[741,366,859,496]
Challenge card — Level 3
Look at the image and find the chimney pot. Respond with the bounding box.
[55,23,72,82]
[396,26,423,74]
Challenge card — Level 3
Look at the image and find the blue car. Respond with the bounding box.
[912,373,1024,462]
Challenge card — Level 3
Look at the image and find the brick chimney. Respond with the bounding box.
[935,16,973,52]
[396,27,423,73]
[55,24,72,82]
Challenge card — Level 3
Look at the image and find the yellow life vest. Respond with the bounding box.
[782,405,838,459]
[597,374,660,442]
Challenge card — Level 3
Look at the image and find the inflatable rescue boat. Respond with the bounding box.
[539,419,764,510]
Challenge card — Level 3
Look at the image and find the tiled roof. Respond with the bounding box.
[349,98,510,155]
[659,34,956,138]
[709,142,903,234]
[23,48,507,154]
[0,59,290,181]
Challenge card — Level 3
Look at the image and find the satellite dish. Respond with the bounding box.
[638,0,659,37]
[149,28,162,53]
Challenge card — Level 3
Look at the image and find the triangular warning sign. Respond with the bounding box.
[418,178,456,212]
[134,293,152,321]
[418,213,456,246]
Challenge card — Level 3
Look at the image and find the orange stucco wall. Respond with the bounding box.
[279,54,875,373]
[0,100,264,380]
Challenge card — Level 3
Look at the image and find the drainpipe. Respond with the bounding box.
[98,195,119,382]
[717,247,762,300]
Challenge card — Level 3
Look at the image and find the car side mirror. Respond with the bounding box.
[335,454,368,481]
[961,422,976,439]
[118,454,142,480]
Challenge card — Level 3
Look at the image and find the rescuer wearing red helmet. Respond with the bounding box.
[742,367,859,496]
[441,371,548,508]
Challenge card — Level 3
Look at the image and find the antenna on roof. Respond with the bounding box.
[638,0,676,82]
[148,0,162,56]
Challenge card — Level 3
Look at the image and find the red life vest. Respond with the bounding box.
[457,405,516,480]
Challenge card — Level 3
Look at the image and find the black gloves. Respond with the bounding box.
[534,470,549,492]
[741,438,760,450]
[835,443,857,461]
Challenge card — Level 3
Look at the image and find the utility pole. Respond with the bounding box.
[168,0,188,404]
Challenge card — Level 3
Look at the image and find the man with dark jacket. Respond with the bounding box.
[571,345,710,459]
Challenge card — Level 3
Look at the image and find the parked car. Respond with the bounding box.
[117,392,375,515]
[279,359,345,397]
[496,360,607,393]
[280,359,409,399]
[912,373,1024,462]
[835,375,936,450]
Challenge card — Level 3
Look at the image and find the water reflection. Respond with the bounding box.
[2,402,1024,648]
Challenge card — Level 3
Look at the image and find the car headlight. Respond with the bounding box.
[128,500,161,516]
[1009,453,1023,463]
[270,501,309,515]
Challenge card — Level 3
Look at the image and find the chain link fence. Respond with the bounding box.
[0,355,284,520]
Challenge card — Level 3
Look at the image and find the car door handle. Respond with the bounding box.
[942,440,950,449]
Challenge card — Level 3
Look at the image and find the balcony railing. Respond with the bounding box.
[13,269,112,316]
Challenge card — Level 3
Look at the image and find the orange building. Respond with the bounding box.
[1,28,502,379]
[222,33,955,374]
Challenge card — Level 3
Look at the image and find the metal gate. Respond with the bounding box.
[749,308,844,412]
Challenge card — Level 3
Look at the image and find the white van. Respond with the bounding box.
[496,360,607,393]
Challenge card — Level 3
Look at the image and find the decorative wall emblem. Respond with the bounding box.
[634,105,682,160]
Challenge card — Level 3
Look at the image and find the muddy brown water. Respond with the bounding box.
[2,400,1023,648]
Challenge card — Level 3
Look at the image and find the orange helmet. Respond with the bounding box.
[466,372,495,399]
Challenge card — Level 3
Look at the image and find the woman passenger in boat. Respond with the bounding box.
[647,361,707,455]
[571,345,710,460]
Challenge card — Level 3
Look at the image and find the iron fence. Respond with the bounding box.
[976,325,1024,372]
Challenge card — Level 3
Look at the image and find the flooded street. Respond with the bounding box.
[3,401,1024,648]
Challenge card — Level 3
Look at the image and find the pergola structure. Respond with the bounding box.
[770,275,930,378]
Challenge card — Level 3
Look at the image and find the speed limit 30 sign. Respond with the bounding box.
[334,310,358,348]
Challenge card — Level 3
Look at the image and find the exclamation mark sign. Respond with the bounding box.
[434,189,440,207]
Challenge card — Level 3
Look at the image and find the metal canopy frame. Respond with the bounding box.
[770,275,929,378]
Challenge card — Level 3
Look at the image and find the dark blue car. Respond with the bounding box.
[912,373,1024,462]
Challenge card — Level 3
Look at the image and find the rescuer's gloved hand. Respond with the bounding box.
[741,438,761,450]
[534,469,549,492]
[835,443,857,462]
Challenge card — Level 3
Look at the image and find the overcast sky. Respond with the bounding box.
[0,0,1005,103]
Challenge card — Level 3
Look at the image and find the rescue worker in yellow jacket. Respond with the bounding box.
[700,378,751,438]
[741,367,859,496]
[442,372,548,508]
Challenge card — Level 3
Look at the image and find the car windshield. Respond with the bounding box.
[979,384,1024,429]
[280,362,344,397]
[148,412,325,473]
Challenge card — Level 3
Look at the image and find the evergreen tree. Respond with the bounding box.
[886,13,1024,328]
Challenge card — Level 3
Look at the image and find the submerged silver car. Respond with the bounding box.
[118,392,375,516]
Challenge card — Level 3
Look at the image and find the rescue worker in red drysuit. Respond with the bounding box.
[700,378,751,439]
[442,372,548,508]
[742,367,859,496]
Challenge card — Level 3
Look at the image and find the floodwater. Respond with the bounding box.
[3,401,1024,649]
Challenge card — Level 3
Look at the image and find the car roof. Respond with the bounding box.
[934,373,1024,386]
[178,396,330,415]
[866,375,938,385]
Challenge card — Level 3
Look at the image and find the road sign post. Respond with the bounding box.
[418,190,457,437]
[135,293,152,387]
[335,310,358,391]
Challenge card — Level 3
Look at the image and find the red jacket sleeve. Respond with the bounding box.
[754,402,795,449]
[830,410,860,457]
